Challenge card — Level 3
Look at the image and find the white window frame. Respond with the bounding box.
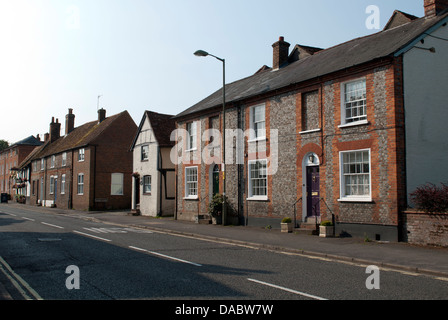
[61,174,66,194]
[78,148,85,162]
[62,152,67,167]
[339,149,372,202]
[111,173,124,196]
[50,155,55,168]
[186,122,197,151]
[77,173,84,195]
[340,78,368,127]
[247,159,268,200]
[41,158,45,171]
[141,145,149,161]
[143,175,151,194]
[249,104,266,141]
[50,176,55,194]
[184,166,198,199]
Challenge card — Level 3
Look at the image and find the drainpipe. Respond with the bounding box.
[69,150,74,209]
[157,146,162,217]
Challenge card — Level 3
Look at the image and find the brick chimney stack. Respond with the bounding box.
[49,117,61,143]
[272,36,290,70]
[424,0,448,17]
[98,108,106,123]
[65,108,75,135]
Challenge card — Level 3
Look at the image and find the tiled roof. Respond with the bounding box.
[145,111,176,147]
[9,136,43,148]
[131,111,176,149]
[19,111,130,168]
[175,11,448,119]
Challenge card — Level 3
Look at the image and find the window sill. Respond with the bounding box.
[185,148,197,153]
[299,128,321,135]
[143,192,152,196]
[337,197,372,203]
[246,196,269,201]
[183,196,198,200]
[338,120,369,129]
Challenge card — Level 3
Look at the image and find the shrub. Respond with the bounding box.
[207,194,236,217]
[281,217,292,224]
[320,220,333,226]
[410,183,448,213]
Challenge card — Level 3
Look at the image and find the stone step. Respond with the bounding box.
[298,222,319,230]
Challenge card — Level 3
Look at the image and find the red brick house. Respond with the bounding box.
[173,0,448,241]
[19,108,137,211]
[0,136,43,200]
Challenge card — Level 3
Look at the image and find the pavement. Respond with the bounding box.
[1,202,448,300]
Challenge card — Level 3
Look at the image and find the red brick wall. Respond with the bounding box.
[402,211,448,247]
[91,112,136,210]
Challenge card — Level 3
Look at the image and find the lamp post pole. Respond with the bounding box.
[194,50,226,226]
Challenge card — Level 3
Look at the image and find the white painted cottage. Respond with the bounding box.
[130,111,176,217]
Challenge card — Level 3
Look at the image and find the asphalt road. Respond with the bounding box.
[0,205,447,302]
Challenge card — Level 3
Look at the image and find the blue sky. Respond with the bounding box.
[0,0,425,144]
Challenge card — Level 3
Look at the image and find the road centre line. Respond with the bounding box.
[21,216,35,222]
[247,278,328,301]
[73,230,112,242]
[3,212,17,216]
[41,222,64,229]
[129,246,202,267]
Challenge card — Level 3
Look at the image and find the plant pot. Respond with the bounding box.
[212,216,222,225]
[319,225,334,238]
[281,222,293,233]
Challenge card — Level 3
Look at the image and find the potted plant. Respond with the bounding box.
[208,194,238,225]
[319,220,334,238]
[281,217,293,233]
[208,194,224,225]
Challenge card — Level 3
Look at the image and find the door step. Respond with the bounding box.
[196,214,212,224]
[293,227,318,235]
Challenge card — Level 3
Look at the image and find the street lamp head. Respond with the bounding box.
[194,50,209,57]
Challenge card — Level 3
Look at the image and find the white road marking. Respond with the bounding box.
[247,278,328,300]
[73,230,112,242]
[41,222,64,229]
[22,217,35,222]
[129,246,202,267]
[83,227,153,234]
[3,212,17,216]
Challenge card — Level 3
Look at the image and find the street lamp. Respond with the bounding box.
[194,50,226,226]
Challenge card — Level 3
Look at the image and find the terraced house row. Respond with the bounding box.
[4,0,448,245]
[172,0,448,242]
